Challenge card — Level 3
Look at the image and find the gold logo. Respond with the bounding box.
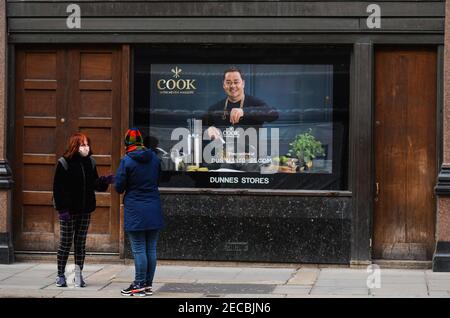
[157,66,196,95]
[171,67,182,78]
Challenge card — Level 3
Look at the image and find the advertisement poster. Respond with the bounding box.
[135,60,348,189]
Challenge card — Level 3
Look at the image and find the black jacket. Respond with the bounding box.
[202,95,279,129]
[53,153,108,214]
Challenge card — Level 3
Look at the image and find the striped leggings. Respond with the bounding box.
[57,213,91,277]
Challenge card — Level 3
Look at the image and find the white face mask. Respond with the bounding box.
[79,145,90,157]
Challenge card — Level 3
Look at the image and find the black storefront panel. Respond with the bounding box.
[158,194,351,263]
[124,194,352,263]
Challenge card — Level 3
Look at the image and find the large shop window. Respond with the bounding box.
[134,46,350,190]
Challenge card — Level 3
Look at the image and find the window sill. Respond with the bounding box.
[159,188,352,197]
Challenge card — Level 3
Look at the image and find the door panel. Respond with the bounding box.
[373,47,437,260]
[14,49,62,251]
[13,47,122,253]
[70,48,121,252]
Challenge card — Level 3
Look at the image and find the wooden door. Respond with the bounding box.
[373,47,437,260]
[13,47,123,253]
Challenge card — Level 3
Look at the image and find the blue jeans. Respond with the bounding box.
[127,230,159,286]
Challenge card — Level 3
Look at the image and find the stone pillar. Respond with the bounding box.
[433,0,450,272]
[0,0,14,264]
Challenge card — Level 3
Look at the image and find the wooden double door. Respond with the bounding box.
[13,46,125,253]
[374,47,437,260]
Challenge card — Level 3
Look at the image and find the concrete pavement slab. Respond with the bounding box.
[427,285,450,291]
[370,288,428,295]
[272,285,311,295]
[426,279,450,285]
[100,281,133,293]
[302,294,372,298]
[426,273,450,280]
[231,268,294,284]
[75,264,105,272]
[54,290,126,298]
[109,267,134,282]
[316,275,369,282]
[318,269,368,275]
[380,276,425,281]
[370,288,428,297]
[371,293,429,298]
[375,283,427,289]
[428,288,450,292]
[381,277,427,283]
[84,264,127,281]
[316,274,370,281]
[379,270,426,276]
[0,288,62,298]
[9,270,57,279]
[0,263,36,271]
[315,277,368,283]
[0,272,19,281]
[222,294,286,298]
[428,291,450,297]
[310,287,369,296]
[285,294,315,298]
[155,265,196,278]
[287,269,319,285]
[179,267,241,283]
[2,262,450,298]
[154,278,198,284]
[144,266,200,284]
[0,284,48,290]
[426,278,450,283]
[285,294,370,298]
[314,281,369,288]
[378,280,426,286]
[0,265,38,278]
[0,276,52,289]
[28,264,59,271]
[151,292,204,298]
[154,266,198,283]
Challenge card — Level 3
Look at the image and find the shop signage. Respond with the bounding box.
[157,66,197,94]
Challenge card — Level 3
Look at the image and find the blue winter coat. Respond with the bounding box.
[114,149,165,232]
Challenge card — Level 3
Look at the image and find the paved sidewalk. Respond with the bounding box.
[0,262,449,298]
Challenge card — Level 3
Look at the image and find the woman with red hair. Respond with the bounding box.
[52,132,114,288]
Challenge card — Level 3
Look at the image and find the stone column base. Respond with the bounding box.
[432,242,450,272]
[0,233,14,264]
[0,160,14,264]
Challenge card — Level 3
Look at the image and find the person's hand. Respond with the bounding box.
[103,174,115,185]
[58,210,71,221]
[207,127,223,141]
[229,108,244,124]
[98,175,114,185]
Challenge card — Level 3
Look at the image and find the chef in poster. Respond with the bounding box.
[202,66,279,171]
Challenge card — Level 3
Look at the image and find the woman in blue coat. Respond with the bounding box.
[114,128,165,297]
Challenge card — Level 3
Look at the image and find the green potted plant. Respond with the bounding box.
[287,129,325,170]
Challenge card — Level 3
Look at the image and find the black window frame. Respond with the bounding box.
[133,44,350,190]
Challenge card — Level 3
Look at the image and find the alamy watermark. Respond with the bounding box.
[366,264,381,289]
[367,4,381,29]
[170,119,280,173]
[66,4,81,29]
[65,264,82,288]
